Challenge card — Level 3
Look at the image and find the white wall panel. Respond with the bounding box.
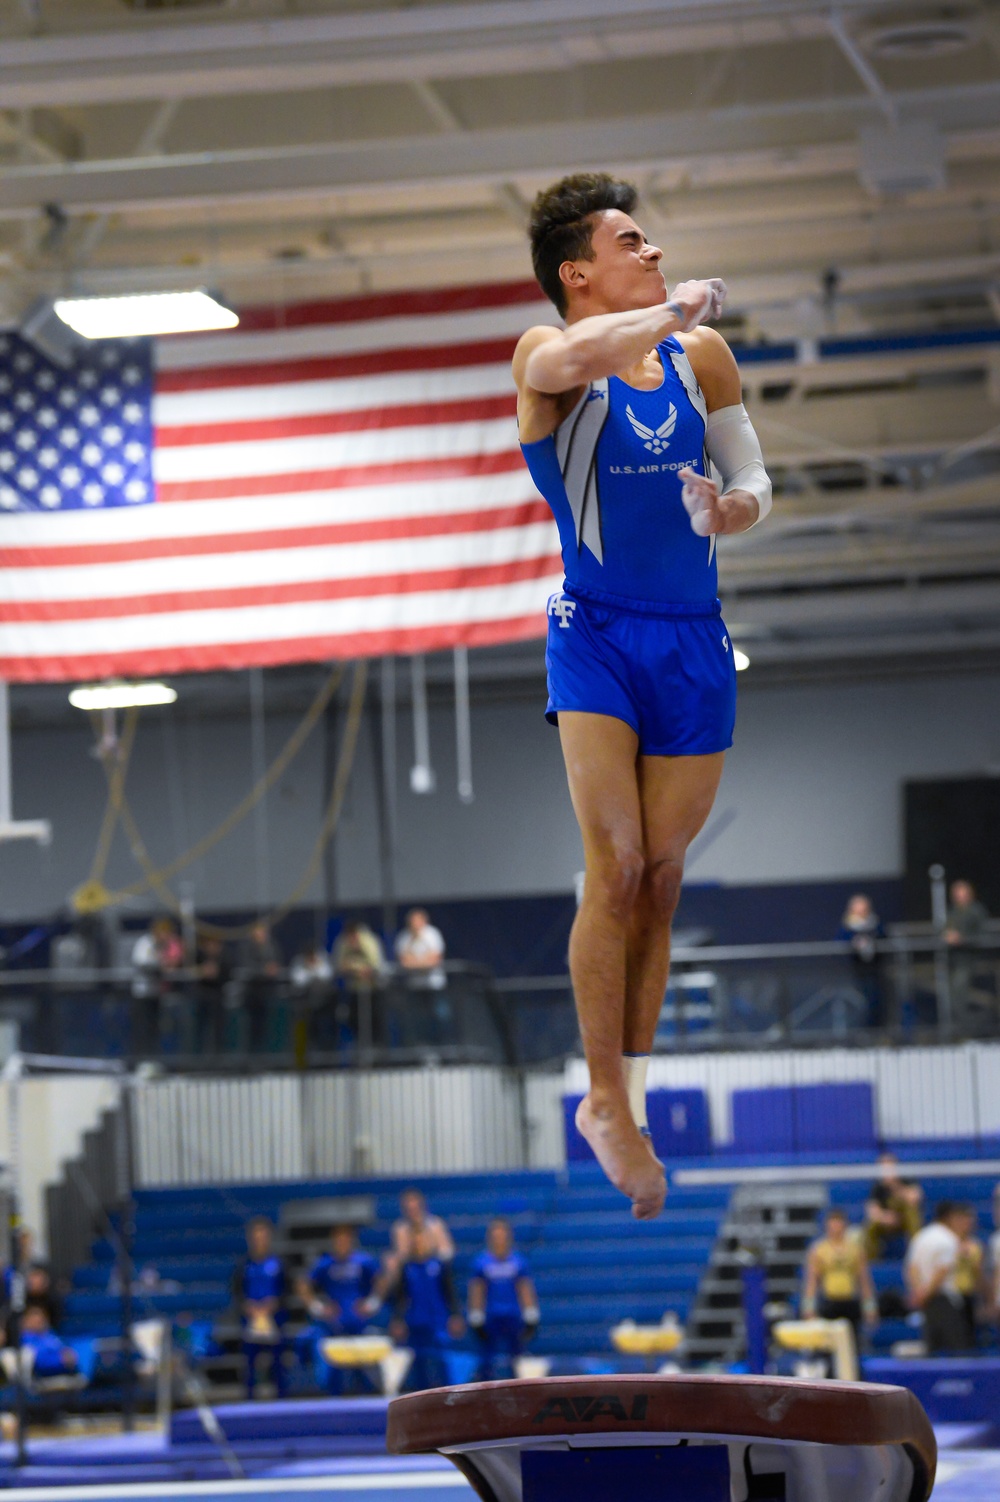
[566,1045,1000,1151]
[131,1066,528,1186]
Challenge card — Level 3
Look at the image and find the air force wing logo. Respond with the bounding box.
[625,401,677,455]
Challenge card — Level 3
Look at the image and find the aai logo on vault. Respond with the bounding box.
[626,402,677,455]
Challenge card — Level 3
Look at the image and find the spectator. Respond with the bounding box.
[289,942,333,1066]
[330,919,386,1054]
[193,934,231,1054]
[391,1189,455,1267]
[239,921,283,1053]
[232,1217,288,1397]
[904,1202,976,1354]
[864,1153,924,1261]
[801,1208,878,1347]
[944,880,990,946]
[467,1217,539,1380]
[395,909,446,990]
[838,894,886,1028]
[955,1214,986,1341]
[17,1304,77,1378]
[131,917,185,1053]
[298,1225,382,1394]
[332,921,385,992]
[944,880,991,1025]
[388,1227,464,1392]
[984,1189,990,1321]
[395,908,449,1046]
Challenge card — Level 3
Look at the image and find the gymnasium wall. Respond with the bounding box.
[1,666,998,927]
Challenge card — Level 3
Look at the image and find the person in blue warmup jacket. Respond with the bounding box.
[389,1227,464,1392]
[300,1224,382,1394]
[514,174,771,1220]
[467,1218,539,1380]
[18,1303,78,1379]
[233,1216,288,1398]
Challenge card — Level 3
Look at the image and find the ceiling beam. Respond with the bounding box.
[0,81,996,221]
[0,0,898,109]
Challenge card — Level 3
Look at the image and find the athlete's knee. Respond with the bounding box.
[646,855,684,922]
[587,845,645,920]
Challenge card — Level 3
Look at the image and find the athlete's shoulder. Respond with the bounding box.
[676,325,741,410]
[512,324,563,388]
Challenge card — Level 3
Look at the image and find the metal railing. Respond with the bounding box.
[1,932,998,1069]
[0,959,514,1070]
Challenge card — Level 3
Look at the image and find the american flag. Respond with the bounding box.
[0,281,564,683]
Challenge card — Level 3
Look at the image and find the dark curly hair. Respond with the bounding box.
[528,173,639,316]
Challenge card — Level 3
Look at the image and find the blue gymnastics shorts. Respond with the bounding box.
[544,587,737,757]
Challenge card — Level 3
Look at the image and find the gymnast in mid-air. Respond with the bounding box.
[514,173,771,1219]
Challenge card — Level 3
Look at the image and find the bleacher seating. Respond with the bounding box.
[66,1166,728,1379]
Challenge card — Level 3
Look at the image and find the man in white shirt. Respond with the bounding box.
[395,909,446,991]
[904,1201,976,1353]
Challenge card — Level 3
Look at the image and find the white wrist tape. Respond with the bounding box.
[705,404,772,523]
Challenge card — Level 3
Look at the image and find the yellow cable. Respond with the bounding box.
[114,663,344,899]
[99,660,369,941]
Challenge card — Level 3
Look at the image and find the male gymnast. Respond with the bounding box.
[514,174,771,1219]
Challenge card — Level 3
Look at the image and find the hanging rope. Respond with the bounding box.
[94,660,369,941]
[109,662,345,901]
[72,708,140,916]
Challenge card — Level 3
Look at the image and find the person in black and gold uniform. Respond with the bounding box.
[802,1208,879,1344]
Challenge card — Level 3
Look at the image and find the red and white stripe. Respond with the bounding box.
[0,281,563,682]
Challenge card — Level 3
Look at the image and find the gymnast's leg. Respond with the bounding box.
[622,751,725,1110]
[561,710,724,1218]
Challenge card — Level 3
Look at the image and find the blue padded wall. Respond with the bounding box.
[564,1088,711,1161]
[731,1082,876,1155]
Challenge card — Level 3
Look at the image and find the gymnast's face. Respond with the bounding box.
[561,210,665,320]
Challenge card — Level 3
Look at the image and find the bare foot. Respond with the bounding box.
[576,1094,666,1219]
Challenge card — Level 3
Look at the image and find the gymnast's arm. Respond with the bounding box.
[514,278,725,397]
[678,326,771,537]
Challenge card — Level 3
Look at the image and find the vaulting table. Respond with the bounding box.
[387,1373,936,1502]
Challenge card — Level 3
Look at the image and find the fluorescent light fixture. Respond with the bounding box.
[53,290,238,340]
[734,648,751,672]
[69,682,177,711]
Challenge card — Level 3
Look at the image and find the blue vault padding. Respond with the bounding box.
[522,1445,731,1502]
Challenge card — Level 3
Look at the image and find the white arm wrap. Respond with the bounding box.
[705,403,772,524]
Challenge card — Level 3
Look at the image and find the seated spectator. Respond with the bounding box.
[838,894,885,1028]
[239,921,284,1053]
[388,1227,464,1393]
[801,1208,877,1346]
[232,1216,288,1397]
[391,1188,455,1268]
[298,1225,382,1394]
[395,909,446,990]
[467,1217,539,1380]
[864,1153,923,1260]
[17,1304,77,1379]
[904,1202,976,1354]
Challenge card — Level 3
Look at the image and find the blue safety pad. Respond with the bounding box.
[731,1082,875,1154]
[522,1445,730,1501]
